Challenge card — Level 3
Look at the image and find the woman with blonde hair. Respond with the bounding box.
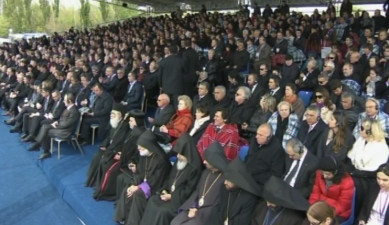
[267,101,300,148]
[347,118,389,217]
[241,94,277,138]
[158,95,194,146]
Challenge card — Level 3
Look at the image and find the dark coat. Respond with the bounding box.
[245,136,286,185]
[297,119,328,155]
[316,129,355,164]
[358,183,389,225]
[123,81,143,111]
[251,201,306,225]
[182,47,200,84]
[192,93,214,115]
[159,54,185,95]
[92,91,113,123]
[152,104,175,128]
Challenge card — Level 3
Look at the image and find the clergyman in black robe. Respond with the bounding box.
[85,103,129,190]
[171,142,228,225]
[140,133,203,225]
[251,176,309,225]
[114,130,171,225]
[218,158,262,225]
[93,110,146,201]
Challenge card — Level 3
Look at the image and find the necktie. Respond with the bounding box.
[284,160,300,185]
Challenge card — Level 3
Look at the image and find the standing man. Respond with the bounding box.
[159,45,185,107]
[182,39,200,98]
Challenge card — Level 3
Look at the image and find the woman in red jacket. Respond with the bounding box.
[309,156,355,223]
[158,95,194,146]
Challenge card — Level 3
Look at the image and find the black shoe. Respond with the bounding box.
[20,133,29,139]
[22,135,35,142]
[28,142,40,151]
[38,152,51,160]
[4,119,15,125]
[10,127,21,133]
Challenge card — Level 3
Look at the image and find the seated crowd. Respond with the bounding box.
[1,2,389,224]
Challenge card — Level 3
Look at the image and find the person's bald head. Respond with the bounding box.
[157,94,170,107]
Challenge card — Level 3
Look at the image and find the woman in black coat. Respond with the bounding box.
[358,163,389,225]
[316,111,355,165]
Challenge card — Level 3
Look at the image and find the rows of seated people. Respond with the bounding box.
[1,3,389,225]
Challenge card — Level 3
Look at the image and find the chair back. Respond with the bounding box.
[298,91,313,107]
[239,145,249,162]
[341,188,356,225]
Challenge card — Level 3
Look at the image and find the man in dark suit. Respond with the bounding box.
[121,72,143,112]
[245,123,286,186]
[181,39,200,98]
[75,74,92,108]
[192,81,214,115]
[296,59,320,91]
[283,138,319,198]
[21,90,65,142]
[10,87,53,133]
[149,93,174,130]
[297,106,328,155]
[79,83,113,144]
[159,45,185,107]
[267,75,283,104]
[209,85,231,119]
[28,93,80,160]
[247,73,265,106]
[100,66,118,95]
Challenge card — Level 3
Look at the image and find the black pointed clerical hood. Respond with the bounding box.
[137,130,169,162]
[204,142,228,172]
[172,133,203,171]
[224,158,262,197]
[263,176,309,211]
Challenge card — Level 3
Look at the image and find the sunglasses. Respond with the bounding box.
[315,95,323,99]
[328,57,335,59]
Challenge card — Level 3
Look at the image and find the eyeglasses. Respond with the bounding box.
[315,95,323,99]
[328,57,335,59]
[260,68,266,71]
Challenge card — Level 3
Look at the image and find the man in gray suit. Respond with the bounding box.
[29,93,80,160]
[148,93,174,131]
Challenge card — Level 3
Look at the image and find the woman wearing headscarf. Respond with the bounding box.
[140,134,203,225]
